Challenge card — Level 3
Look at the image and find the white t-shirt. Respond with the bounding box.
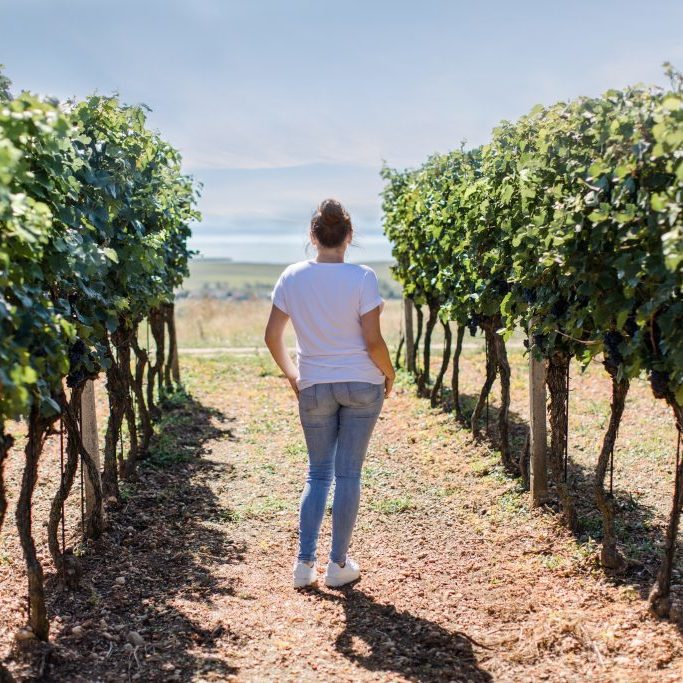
[271,260,386,390]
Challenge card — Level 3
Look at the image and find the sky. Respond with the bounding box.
[3,0,683,262]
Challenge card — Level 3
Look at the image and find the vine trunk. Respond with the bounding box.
[451,325,465,419]
[648,397,683,618]
[594,363,629,571]
[430,320,452,407]
[417,301,439,397]
[47,390,83,588]
[471,320,497,439]
[15,405,53,640]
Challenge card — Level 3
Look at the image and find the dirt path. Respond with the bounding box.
[3,353,683,681]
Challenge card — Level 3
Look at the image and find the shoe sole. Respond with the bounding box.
[293,577,318,588]
[323,574,360,587]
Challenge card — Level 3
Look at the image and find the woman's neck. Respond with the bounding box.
[314,248,346,263]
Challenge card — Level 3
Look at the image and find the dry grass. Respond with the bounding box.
[175,297,407,349]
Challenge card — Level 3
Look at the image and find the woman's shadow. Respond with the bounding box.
[314,587,492,682]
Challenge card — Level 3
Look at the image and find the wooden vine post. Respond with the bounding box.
[528,338,548,506]
[404,297,415,374]
[81,379,102,530]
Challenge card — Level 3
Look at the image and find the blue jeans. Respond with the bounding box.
[297,381,384,565]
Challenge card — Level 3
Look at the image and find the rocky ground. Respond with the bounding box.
[2,349,683,681]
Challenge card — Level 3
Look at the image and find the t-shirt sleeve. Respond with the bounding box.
[271,271,289,315]
[359,268,385,316]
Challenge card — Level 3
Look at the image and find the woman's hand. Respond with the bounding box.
[384,372,395,398]
[287,375,300,398]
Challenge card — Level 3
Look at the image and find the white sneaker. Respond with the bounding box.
[293,561,317,588]
[324,557,361,587]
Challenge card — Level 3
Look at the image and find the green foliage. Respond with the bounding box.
[382,68,683,404]
[0,66,11,101]
[0,79,201,423]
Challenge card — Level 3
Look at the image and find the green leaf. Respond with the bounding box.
[102,247,119,263]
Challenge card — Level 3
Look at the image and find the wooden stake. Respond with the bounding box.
[404,297,415,374]
[81,379,102,524]
[529,339,549,506]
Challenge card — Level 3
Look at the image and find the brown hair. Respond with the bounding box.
[310,198,353,249]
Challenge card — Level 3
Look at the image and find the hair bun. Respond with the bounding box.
[310,198,353,248]
[319,199,345,225]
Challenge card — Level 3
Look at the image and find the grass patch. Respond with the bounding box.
[222,496,291,523]
[363,463,392,483]
[540,554,566,571]
[119,482,135,502]
[245,418,281,436]
[147,391,200,466]
[497,489,526,515]
[284,442,307,458]
[144,386,229,467]
[370,496,414,514]
[470,460,492,477]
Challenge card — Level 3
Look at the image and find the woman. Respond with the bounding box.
[264,198,395,588]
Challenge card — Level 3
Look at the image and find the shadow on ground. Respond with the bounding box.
[315,587,492,682]
[430,382,683,626]
[12,391,244,682]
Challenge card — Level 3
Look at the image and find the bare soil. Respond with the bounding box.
[2,348,683,682]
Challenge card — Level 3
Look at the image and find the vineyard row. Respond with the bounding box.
[381,66,683,618]
[0,68,200,660]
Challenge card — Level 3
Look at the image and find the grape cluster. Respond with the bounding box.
[649,370,670,399]
[66,339,88,389]
[533,333,547,352]
[603,331,624,370]
[624,315,639,338]
[551,299,568,318]
[467,315,481,337]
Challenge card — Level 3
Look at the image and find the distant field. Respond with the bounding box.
[180,258,402,299]
[175,298,406,349]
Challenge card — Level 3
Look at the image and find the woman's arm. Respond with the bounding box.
[264,305,299,397]
[360,306,396,397]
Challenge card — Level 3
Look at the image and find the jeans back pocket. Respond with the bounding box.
[347,381,383,406]
[298,384,318,411]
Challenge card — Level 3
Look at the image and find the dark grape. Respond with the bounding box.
[603,331,624,368]
[624,315,639,337]
[66,368,85,388]
[533,333,546,350]
[649,370,669,399]
[551,299,568,318]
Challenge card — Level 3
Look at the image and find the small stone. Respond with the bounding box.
[123,642,134,653]
[115,576,126,586]
[15,628,35,642]
[71,625,84,637]
[128,631,145,647]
